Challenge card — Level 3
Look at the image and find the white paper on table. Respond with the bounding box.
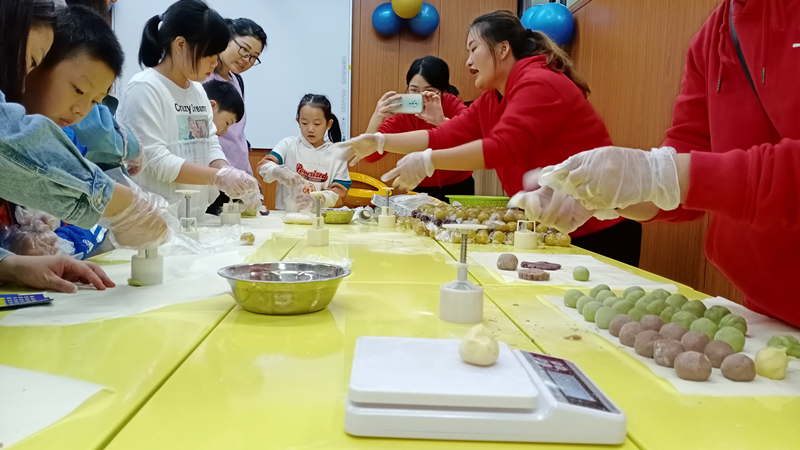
[471,252,678,291]
[0,365,107,448]
[542,294,800,396]
[0,250,242,327]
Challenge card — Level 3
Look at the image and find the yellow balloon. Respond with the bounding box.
[391,0,423,19]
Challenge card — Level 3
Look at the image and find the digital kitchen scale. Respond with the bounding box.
[345,336,626,445]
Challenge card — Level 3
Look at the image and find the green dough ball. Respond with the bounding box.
[755,347,789,380]
[715,327,746,353]
[589,284,611,298]
[665,294,689,309]
[625,290,647,303]
[704,305,732,324]
[613,300,636,314]
[628,307,647,322]
[603,296,622,307]
[650,288,671,300]
[767,334,800,358]
[681,300,707,318]
[719,314,748,336]
[671,311,699,330]
[646,299,669,316]
[623,286,645,298]
[576,296,596,314]
[690,318,720,340]
[635,294,658,311]
[563,289,584,308]
[595,290,617,303]
[595,306,617,329]
[660,306,679,323]
[573,266,590,282]
[582,302,604,322]
[127,278,145,287]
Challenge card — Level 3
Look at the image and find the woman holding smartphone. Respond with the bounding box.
[363,56,472,201]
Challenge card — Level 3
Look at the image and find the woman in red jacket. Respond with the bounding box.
[531,0,800,326]
[342,11,640,266]
[364,56,473,201]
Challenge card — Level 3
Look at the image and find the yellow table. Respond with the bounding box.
[0,225,302,450]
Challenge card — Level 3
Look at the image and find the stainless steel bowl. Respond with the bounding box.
[217,263,350,315]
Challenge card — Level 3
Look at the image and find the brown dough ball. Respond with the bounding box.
[720,354,757,382]
[704,340,735,369]
[681,331,711,353]
[496,253,518,271]
[619,322,644,347]
[639,315,664,332]
[609,314,632,337]
[659,322,688,341]
[674,351,712,382]
[634,330,663,358]
[654,339,686,368]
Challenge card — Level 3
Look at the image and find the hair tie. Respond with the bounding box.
[526,28,535,38]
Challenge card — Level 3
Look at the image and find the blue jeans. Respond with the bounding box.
[0,90,115,231]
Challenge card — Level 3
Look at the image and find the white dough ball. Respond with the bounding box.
[459,324,500,366]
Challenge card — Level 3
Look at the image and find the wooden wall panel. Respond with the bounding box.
[570,0,743,301]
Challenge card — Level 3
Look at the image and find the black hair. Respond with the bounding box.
[203,79,244,122]
[406,56,459,96]
[65,0,111,24]
[0,0,56,102]
[470,10,590,97]
[139,0,230,70]
[40,5,124,78]
[297,94,342,143]
[227,18,267,50]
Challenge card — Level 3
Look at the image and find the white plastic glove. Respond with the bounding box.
[100,183,170,249]
[321,190,339,208]
[294,193,315,211]
[508,187,619,234]
[212,166,260,199]
[381,148,434,191]
[258,161,308,189]
[240,191,264,215]
[539,146,681,212]
[338,133,385,166]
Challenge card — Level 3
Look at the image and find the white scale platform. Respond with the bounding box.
[345,337,626,445]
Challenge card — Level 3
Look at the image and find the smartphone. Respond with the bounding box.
[391,94,423,114]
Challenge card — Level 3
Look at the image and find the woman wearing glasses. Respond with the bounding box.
[363,56,473,200]
[205,18,267,213]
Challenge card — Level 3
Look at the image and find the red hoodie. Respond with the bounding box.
[365,92,472,187]
[653,0,800,327]
[427,55,622,238]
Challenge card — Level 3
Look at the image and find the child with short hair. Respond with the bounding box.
[117,0,259,218]
[202,79,245,137]
[257,94,350,211]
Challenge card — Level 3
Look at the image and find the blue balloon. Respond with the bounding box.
[372,3,404,36]
[408,2,439,36]
[521,3,574,46]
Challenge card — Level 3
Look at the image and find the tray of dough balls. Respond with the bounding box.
[541,287,800,396]
[472,252,678,291]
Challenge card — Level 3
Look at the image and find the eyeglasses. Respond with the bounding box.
[234,39,261,66]
[406,87,441,95]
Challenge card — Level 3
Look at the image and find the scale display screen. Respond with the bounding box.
[521,352,618,413]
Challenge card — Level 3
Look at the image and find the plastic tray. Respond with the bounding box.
[445,195,510,207]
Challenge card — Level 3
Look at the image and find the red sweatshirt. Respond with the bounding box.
[427,55,621,238]
[653,0,800,327]
[365,93,472,187]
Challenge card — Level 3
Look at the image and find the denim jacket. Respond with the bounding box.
[69,96,142,172]
[0,89,115,230]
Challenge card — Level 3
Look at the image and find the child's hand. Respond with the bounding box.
[294,193,315,211]
[372,91,403,121]
[417,92,446,126]
[0,255,115,293]
[339,133,386,166]
[101,184,171,249]
[213,167,260,199]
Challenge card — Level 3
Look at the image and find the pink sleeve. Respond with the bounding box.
[684,140,800,231]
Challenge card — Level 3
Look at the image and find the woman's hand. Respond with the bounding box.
[0,255,116,293]
[373,91,402,121]
[417,91,446,126]
[338,133,386,166]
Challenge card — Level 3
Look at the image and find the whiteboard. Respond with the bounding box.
[113,0,352,149]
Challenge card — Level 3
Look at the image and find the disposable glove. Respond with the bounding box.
[508,187,618,234]
[259,161,308,188]
[212,166,260,199]
[381,148,434,191]
[338,133,385,166]
[100,183,170,249]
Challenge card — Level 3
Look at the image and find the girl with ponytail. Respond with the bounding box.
[256,94,351,211]
[340,10,641,266]
[118,0,260,218]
